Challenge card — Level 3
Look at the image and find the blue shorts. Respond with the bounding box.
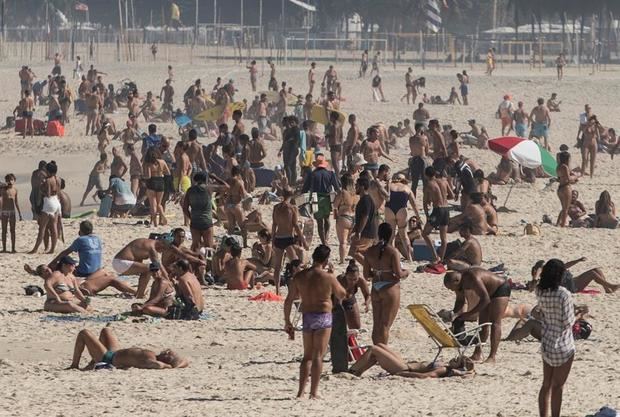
[515,123,527,138]
[531,122,549,139]
[302,312,332,332]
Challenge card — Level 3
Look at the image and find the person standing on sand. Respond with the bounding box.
[284,245,346,399]
[529,98,551,150]
[247,60,258,92]
[363,223,409,344]
[360,50,369,78]
[444,267,511,363]
[580,115,604,177]
[556,151,578,227]
[556,53,566,81]
[272,188,307,294]
[307,62,316,95]
[535,259,575,417]
[19,90,35,138]
[421,166,449,265]
[514,101,529,138]
[497,95,515,136]
[0,174,22,253]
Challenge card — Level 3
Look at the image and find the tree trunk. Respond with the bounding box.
[579,13,585,64]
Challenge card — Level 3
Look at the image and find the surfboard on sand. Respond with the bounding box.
[193,102,246,122]
[309,104,346,125]
[71,209,96,219]
[260,91,297,105]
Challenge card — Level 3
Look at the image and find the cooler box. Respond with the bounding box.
[15,118,46,134]
[46,120,65,137]
[412,239,441,261]
[97,195,112,218]
[253,167,275,187]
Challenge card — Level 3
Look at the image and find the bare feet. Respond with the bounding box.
[606,284,620,294]
[483,356,496,364]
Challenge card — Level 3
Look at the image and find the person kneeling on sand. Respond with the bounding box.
[68,327,188,370]
[349,343,474,378]
[222,244,258,290]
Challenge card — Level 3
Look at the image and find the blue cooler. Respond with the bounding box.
[412,239,441,261]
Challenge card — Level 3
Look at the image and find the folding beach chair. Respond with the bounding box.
[407,304,491,364]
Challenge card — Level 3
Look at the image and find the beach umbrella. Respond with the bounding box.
[488,136,557,177]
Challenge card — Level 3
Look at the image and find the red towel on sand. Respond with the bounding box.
[577,288,601,295]
[248,291,284,302]
[424,263,446,274]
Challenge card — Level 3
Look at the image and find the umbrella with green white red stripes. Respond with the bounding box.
[488,136,557,177]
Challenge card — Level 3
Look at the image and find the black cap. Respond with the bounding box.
[59,256,78,266]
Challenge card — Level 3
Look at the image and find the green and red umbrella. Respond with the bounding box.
[488,136,557,176]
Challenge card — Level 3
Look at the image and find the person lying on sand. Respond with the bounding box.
[528,258,619,294]
[349,343,474,378]
[68,327,188,370]
[34,257,92,314]
[504,305,590,342]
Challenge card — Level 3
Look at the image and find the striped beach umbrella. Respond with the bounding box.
[488,136,557,177]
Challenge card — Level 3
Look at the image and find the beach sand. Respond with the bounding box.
[0,59,619,416]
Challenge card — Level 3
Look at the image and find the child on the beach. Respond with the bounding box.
[1,174,23,253]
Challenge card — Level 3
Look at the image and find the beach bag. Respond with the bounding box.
[47,120,64,137]
[524,223,541,236]
[572,319,592,340]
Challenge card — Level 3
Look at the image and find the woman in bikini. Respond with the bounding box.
[384,173,419,262]
[567,190,590,227]
[556,151,578,227]
[332,174,358,264]
[143,147,170,227]
[1,174,22,253]
[337,260,370,329]
[249,228,274,275]
[362,223,409,344]
[36,257,91,314]
[350,343,474,379]
[131,263,175,317]
[30,161,62,254]
[594,190,618,229]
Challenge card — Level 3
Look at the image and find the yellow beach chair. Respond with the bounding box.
[407,304,491,364]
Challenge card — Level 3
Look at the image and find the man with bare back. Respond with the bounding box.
[224,166,247,238]
[159,79,174,114]
[361,126,392,177]
[422,166,450,264]
[322,65,338,93]
[529,98,551,150]
[325,111,344,176]
[186,129,207,174]
[19,90,35,138]
[272,188,307,294]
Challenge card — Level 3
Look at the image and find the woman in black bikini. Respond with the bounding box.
[350,343,474,378]
[143,147,170,227]
[556,151,578,227]
[362,223,409,344]
[384,173,419,262]
[337,260,370,329]
[333,174,358,264]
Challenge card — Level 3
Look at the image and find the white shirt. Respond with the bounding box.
[537,286,575,367]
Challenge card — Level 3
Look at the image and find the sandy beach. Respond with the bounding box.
[0,58,619,417]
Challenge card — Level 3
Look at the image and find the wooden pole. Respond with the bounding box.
[118,0,124,61]
[195,0,199,44]
[259,0,263,75]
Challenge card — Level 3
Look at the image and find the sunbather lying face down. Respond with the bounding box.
[349,343,474,379]
[68,327,188,370]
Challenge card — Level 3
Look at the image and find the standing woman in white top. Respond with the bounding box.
[536,259,575,417]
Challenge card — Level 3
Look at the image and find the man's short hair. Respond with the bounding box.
[378,164,390,174]
[537,97,544,105]
[356,177,370,190]
[193,172,207,184]
[188,129,198,140]
[424,166,436,178]
[312,245,331,263]
[79,220,93,235]
[148,124,157,134]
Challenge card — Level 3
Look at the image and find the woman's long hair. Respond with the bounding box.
[538,258,565,291]
[377,222,393,259]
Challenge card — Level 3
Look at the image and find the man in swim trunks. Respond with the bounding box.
[284,245,346,399]
[422,166,449,264]
[272,187,307,294]
[529,97,551,150]
[18,90,35,139]
[349,177,377,264]
[444,267,511,364]
[513,101,529,138]
[361,126,392,177]
[409,123,430,197]
[68,327,188,370]
[301,153,340,246]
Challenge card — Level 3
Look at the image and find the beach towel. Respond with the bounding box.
[41,314,130,323]
[248,291,284,302]
[423,263,446,274]
[578,288,601,295]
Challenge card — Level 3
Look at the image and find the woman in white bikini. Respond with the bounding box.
[332,174,358,264]
[30,161,62,254]
[362,223,409,344]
